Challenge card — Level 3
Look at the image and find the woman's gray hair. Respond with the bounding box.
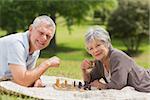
[85,26,112,48]
[32,15,56,34]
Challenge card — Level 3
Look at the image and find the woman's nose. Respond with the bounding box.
[93,47,98,53]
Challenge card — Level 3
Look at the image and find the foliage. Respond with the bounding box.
[107,0,149,53]
[93,0,118,25]
[39,0,100,48]
[0,0,101,48]
[0,0,41,34]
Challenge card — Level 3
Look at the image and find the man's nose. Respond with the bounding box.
[41,35,47,41]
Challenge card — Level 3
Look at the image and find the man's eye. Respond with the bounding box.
[46,35,50,39]
[40,32,44,35]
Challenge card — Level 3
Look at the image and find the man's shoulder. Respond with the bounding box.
[1,32,27,42]
[7,31,29,47]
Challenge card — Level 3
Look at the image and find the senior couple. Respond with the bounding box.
[0,15,149,92]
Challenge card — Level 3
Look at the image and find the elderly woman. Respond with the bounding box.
[81,26,150,92]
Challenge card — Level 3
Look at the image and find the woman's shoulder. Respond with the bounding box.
[109,47,132,62]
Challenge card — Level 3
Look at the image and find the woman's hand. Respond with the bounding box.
[90,80,106,89]
[81,59,91,70]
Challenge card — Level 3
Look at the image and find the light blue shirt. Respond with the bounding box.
[0,31,40,80]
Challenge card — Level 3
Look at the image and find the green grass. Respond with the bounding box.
[0,29,7,37]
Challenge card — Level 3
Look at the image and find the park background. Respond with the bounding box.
[0,0,149,99]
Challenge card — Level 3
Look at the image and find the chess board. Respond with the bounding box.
[0,75,149,100]
[53,83,80,91]
[52,79,96,92]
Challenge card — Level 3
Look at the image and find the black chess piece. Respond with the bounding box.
[73,81,76,87]
[83,81,90,90]
[84,81,88,86]
[78,81,82,89]
[88,85,91,90]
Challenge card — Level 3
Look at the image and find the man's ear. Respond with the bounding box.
[29,24,33,32]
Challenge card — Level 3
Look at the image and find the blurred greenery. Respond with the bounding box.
[108,0,149,53]
[0,0,149,99]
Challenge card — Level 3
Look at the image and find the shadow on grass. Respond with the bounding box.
[39,44,83,58]
[120,49,145,57]
[39,43,145,59]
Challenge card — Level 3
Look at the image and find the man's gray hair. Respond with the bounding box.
[32,15,56,34]
[85,26,112,48]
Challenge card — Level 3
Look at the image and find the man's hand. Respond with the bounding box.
[48,56,60,67]
[33,79,45,87]
[42,56,60,68]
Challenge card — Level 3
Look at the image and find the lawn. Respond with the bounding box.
[0,21,150,99]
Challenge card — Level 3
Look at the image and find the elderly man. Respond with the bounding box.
[0,15,60,87]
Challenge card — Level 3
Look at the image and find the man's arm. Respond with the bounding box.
[9,56,60,87]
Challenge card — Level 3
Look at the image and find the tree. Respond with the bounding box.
[0,0,100,49]
[93,0,118,25]
[107,0,149,53]
[39,0,99,48]
[0,0,41,34]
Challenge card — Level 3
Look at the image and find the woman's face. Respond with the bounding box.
[86,40,109,61]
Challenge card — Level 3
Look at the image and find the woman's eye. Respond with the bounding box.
[96,44,101,47]
[89,48,93,50]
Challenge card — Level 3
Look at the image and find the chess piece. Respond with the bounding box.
[83,81,89,90]
[84,81,89,86]
[89,61,95,69]
[87,61,95,73]
[73,81,76,87]
[78,82,82,89]
[88,85,91,90]
[65,80,67,87]
[56,79,60,87]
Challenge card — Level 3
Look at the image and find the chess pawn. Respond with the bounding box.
[73,81,76,87]
[64,80,67,86]
[78,82,82,89]
[87,61,95,72]
[56,79,60,87]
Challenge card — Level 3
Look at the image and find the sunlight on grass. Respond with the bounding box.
[37,59,83,79]
[133,45,150,68]
[0,29,7,37]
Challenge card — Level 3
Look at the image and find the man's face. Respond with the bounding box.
[29,23,54,52]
